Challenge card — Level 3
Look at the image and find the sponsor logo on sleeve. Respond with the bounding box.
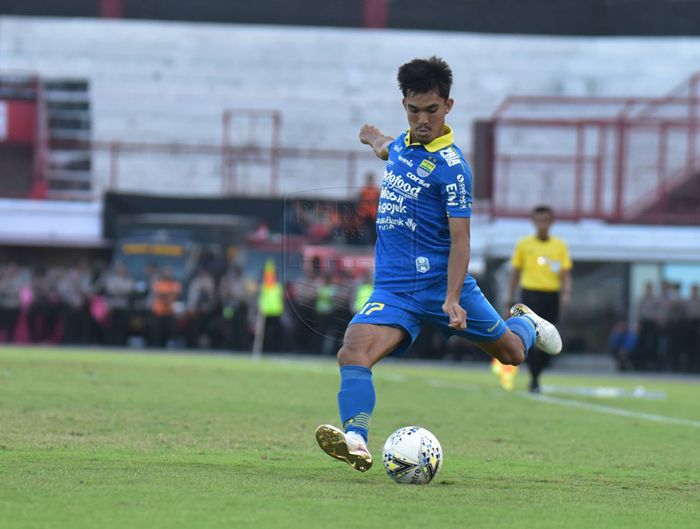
[446,174,469,209]
[439,147,461,167]
[446,183,458,206]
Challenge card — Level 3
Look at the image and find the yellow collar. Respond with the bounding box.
[403,125,454,152]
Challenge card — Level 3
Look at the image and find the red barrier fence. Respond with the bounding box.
[490,72,700,222]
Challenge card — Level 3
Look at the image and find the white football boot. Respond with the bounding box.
[510,303,562,355]
[315,424,373,472]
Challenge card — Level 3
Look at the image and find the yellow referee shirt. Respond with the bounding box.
[510,235,572,292]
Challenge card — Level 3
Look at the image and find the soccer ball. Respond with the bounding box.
[382,426,443,485]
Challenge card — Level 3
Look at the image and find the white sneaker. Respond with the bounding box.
[510,303,562,355]
[315,424,373,472]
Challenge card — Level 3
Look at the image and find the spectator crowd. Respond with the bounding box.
[609,281,700,373]
[0,259,374,355]
[2,261,699,373]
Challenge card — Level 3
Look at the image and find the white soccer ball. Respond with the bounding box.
[382,426,443,485]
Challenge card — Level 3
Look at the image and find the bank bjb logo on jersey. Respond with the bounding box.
[417,159,436,178]
[415,256,430,273]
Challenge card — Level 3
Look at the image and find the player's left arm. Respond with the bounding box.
[441,156,473,330]
[444,217,470,330]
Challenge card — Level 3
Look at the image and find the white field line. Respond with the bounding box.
[523,393,700,428]
[264,357,700,428]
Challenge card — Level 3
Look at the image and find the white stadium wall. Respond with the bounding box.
[3,16,700,198]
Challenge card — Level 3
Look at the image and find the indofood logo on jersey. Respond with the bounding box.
[417,159,436,178]
[383,170,422,199]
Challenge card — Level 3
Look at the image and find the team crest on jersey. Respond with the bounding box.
[417,159,436,178]
[415,256,430,273]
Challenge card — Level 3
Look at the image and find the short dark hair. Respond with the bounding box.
[397,56,453,99]
[532,205,554,217]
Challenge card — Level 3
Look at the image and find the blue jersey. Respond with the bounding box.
[373,125,473,293]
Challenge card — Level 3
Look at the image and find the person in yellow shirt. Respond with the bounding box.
[506,205,572,393]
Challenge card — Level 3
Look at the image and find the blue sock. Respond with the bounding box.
[506,316,536,355]
[337,365,375,442]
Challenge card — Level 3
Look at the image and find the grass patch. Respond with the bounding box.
[1,347,698,528]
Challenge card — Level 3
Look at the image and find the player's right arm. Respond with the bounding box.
[359,124,394,160]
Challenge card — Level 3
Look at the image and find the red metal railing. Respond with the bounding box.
[490,72,700,222]
[37,138,379,201]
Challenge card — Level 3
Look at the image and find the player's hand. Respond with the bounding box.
[359,124,389,158]
[359,124,382,145]
[443,300,467,330]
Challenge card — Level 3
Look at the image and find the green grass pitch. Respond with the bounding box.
[1,347,698,529]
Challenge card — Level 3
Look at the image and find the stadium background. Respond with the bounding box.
[0,0,699,367]
[0,3,699,529]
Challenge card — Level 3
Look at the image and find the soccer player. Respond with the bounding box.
[506,205,572,393]
[315,57,562,472]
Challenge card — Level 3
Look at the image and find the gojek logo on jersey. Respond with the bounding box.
[384,170,422,199]
[378,187,407,214]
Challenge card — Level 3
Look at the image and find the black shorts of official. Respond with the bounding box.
[520,289,560,325]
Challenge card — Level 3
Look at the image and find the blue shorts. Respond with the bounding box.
[350,278,506,356]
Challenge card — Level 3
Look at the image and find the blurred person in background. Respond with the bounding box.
[150,266,182,348]
[352,270,374,316]
[0,263,23,342]
[506,205,572,393]
[330,269,354,352]
[86,260,109,344]
[77,260,97,340]
[57,267,91,344]
[356,172,380,244]
[315,274,336,355]
[687,284,700,372]
[104,261,135,346]
[665,283,688,372]
[258,260,284,352]
[28,266,60,343]
[608,320,637,371]
[186,267,217,348]
[655,281,676,370]
[134,261,159,308]
[636,281,663,371]
[290,261,321,353]
[219,264,250,351]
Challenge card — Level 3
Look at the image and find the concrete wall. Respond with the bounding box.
[2,16,700,197]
